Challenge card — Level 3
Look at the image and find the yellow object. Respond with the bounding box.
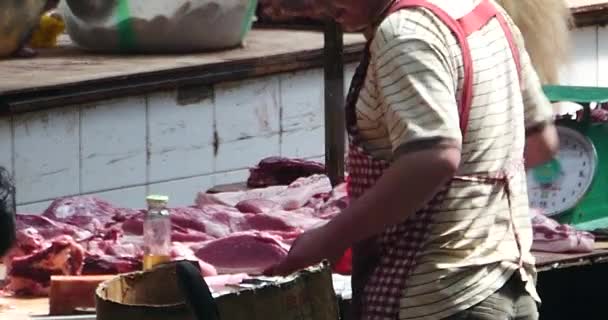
[29,11,65,49]
[143,254,171,271]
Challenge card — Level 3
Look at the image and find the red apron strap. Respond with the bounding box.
[387,0,474,137]
[458,0,522,84]
[494,15,522,85]
[458,0,497,35]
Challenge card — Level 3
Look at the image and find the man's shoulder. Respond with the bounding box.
[372,7,452,57]
[376,8,433,41]
[374,0,478,44]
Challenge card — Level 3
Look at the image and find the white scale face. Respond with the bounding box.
[526,126,598,217]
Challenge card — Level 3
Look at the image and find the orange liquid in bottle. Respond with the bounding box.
[143,254,171,271]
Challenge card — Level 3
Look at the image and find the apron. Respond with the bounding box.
[345,0,523,319]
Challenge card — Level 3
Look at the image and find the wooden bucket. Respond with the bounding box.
[95,261,339,320]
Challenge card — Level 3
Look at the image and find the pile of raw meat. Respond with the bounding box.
[256,0,326,24]
[2,168,348,297]
[530,208,595,253]
[3,154,595,297]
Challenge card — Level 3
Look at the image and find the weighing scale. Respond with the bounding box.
[526,85,608,231]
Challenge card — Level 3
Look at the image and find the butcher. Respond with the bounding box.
[0,167,16,257]
[266,0,566,319]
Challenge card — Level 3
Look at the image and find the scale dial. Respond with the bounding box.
[527,126,598,217]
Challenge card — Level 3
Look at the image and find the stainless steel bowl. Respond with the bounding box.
[59,0,258,53]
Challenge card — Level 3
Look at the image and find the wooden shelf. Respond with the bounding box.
[0,29,365,116]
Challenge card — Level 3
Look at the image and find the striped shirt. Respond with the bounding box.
[356,1,553,319]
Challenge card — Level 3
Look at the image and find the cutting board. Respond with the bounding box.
[1,297,49,320]
[1,264,48,319]
[593,241,608,250]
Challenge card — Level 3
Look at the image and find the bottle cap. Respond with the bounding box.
[146,194,169,209]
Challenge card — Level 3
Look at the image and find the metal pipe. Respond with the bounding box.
[323,21,345,186]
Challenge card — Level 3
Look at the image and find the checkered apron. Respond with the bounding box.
[345,1,524,319]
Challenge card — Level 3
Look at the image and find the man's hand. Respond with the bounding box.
[525,123,559,169]
[264,224,347,276]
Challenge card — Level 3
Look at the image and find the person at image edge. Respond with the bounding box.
[0,167,16,258]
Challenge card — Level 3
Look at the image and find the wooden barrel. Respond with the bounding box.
[95,261,339,320]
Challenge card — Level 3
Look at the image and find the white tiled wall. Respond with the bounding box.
[148,175,215,206]
[147,91,215,181]
[214,77,282,172]
[80,98,147,193]
[559,26,608,86]
[280,69,325,158]
[0,117,12,175]
[1,64,357,211]
[13,108,80,204]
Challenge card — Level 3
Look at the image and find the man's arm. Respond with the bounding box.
[509,19,560,169]
[326,146,459,246]
[0,167,16,257]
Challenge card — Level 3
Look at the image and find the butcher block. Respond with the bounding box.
[49,275,115,315]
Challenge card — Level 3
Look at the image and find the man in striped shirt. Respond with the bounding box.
[267,0,561,319]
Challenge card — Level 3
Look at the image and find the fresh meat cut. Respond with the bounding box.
[2,172,347,297]
[246,157,326,188]
[120,208,216,241]
[531,209,594,253]
[235,199,280,214]
[5,228,45,263]
[16,215,93,241]
[256,209,326,231]
[81,255,142,275]
[310,182,348,219]
[198,185,288,208]
[275,175,333,210]
[6,236,85,296]
[198,174,332,211]
[42,197,118,232]
[119,205,304,239]
[194,231,289,275]
[170,242,218,277]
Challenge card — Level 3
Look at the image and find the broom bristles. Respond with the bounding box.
[495,0,573,84]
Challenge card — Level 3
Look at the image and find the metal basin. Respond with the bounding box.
[59,0,258,53]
